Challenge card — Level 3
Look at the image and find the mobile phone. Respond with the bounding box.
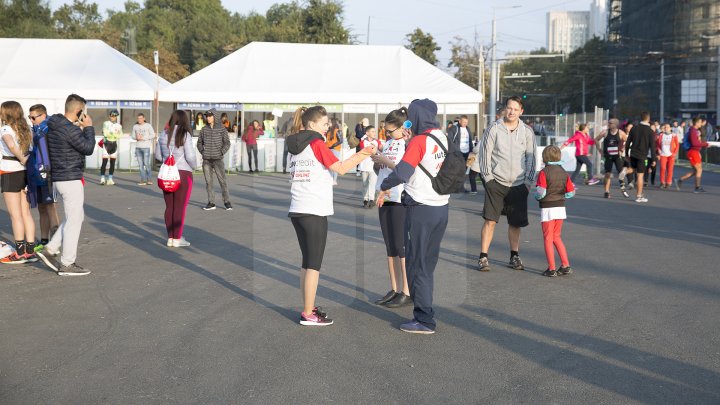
[76,110,87,125]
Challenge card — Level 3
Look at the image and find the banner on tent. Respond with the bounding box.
[178,102,209,110]
[264,142,276,171]
[87,100,118,109]
[342,104,375,113]
[120,101,152,108]
[244,103,342,113]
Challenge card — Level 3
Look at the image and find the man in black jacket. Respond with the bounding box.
[625,111,656,203]
[448,115,474,192]
[36,94,96,276]
[198,108,231,210]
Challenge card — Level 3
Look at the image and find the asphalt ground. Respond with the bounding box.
[1,166,719,404]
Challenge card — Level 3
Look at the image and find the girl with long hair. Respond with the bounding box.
[155,110,198,247]
[0,101,36,263]
[286,106,377,326]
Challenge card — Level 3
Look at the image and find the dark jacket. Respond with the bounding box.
[625,122,656,160]
[286,130,323,155]
[46,114,96,182]
[448,124,474,150]
[537,165,571,208]
[198,108,230,160]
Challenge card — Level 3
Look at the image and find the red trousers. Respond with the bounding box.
[659,155,675,185]
[163,170,193,239]
[541,219,570,270]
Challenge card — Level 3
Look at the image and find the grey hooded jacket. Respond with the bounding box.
[478,119,537,187]
[197,108,230,160]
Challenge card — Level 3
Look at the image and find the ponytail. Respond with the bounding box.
[291,107,306,134]
[384,106,408,128]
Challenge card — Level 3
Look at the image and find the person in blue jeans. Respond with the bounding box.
[131,113,156,185]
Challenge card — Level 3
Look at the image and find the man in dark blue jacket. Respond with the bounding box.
[36,94,96,276]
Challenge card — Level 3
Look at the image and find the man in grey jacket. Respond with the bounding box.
[198,108,231,210]
[477,96,537,272]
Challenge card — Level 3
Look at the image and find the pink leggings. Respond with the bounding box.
[541,219,570,270]
[659,156,675,185]
[163,170,193,239]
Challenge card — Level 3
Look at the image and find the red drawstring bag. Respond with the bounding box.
[157,127,181,192]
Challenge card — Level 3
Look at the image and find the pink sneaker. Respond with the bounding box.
[299,307,333,326]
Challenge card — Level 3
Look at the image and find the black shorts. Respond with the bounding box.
[482,180,529,227]
[604,155,624,174]
[378,203,406,257]
[630,157,646,172]
[1,170,27,193]
[290,214,328,270]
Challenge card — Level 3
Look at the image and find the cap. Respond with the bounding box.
[204,110,213,116]
[109,109,119,116]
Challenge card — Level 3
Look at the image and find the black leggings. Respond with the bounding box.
[246,144,259,170]
[571,155,593,183]
[378,203,406,257]
[101,158,116,176]
[290,215,328,270]
[469,169,479,192]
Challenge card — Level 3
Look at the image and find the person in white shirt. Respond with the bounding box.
[448,115,474,192]
[358,126,383,208]
[131,113,156,185]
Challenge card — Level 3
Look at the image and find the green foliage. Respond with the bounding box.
[447,36,482,91]
[0,0,352,82]
[405,28,440,66]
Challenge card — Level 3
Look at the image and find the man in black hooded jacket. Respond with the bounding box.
[198,108,231,210]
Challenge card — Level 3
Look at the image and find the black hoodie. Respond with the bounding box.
[46,114,96,182]
[286,130,324,155]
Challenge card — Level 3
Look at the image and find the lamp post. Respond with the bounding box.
[602,65,617,115]
[488,5,521,119]
[153,50,159,134]
[648,51,665,120]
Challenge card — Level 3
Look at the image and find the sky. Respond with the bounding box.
[49,0,593,70]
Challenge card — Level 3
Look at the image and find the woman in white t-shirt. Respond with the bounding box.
[370,107,411,308]
[0,101,36,263]
[286,106,377,326]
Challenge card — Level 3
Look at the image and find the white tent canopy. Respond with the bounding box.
[0,38,169,104]
[159,42,482,104]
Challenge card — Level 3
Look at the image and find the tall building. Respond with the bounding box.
[589,0,608,39]
[547,11,590,55]
[608,0,720,122]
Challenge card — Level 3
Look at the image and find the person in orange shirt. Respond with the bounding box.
[378,120,387,141]
[325,118,343,185]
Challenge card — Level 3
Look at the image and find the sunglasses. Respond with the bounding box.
[28,115,43,120]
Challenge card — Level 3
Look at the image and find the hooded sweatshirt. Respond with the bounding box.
[287,130,339,216]
[478,118,537,188]
[380,98,449,206]
[197,108,230,160]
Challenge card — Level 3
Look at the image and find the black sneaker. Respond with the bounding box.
[509,255,525,271]
[363,200,368,208]
[36,247,60,271]
[542,269,558,277]
[558,266,573,276]
[478,256,491,272]
[224,202,233,210]
[384,292,412,308]
[203,203,216,211]
[694,187,706,194]
[604,192,610,199]
[57,263,91,276]
[374,290,397,305]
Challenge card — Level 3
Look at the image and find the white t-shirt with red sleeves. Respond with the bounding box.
[376,138,406,203]
[358,137,383,172]
[289,139,339,216]
[401,129,450,206]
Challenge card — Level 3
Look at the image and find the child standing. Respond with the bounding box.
[534,145,575,277]
[358,126,382,208]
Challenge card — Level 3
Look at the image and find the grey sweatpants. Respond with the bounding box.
[203,158,230,204]
[46,180,84,266]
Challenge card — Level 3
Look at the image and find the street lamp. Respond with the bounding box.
[488,5,521,119]
[602,65,617,115]
[648,51,665,120]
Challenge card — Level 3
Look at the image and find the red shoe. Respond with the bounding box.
[1,252,27,264]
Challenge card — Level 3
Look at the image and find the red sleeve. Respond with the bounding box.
[562,134,578,147]
[400,135,427,167]
[310,139,339,169]
[565,175,575,193]
[535,170,547,188]
[359,139,367,149]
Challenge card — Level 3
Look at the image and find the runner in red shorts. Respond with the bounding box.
[677,117,709,193]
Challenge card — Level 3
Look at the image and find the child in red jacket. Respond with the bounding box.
[535,145,575,277]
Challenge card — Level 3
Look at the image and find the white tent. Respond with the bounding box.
[159,42,482,104]
[0,38,169,111]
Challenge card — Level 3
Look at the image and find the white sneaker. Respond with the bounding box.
[167,238,174,247]
[100,176,106,185]
[172,238,191,247]
[635,196,648,203]
[107,178,115,186]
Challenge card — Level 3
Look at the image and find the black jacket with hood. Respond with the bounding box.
[198,108,230,160]
[46,114,96,182]
[286,130,324,156]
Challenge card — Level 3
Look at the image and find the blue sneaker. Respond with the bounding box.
[400,320,435,334]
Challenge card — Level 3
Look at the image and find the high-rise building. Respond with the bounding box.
[589,0,608,39]
[547,11,590,55]
[608,0,719,122]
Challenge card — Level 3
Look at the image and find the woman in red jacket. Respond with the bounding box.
[656,123,679,189]
[241,120,263,173]
[677,117,709,193]
[561,123,600,185]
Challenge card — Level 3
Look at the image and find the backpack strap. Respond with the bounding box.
[417,133,448,179]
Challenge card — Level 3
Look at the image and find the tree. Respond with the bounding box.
[447,36,482,90]
[53,0,103,39]
[0,0,57,38]
[405,28,440,65]
[301,0,349,44]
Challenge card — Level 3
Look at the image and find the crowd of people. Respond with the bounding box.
[0,92,715,335]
